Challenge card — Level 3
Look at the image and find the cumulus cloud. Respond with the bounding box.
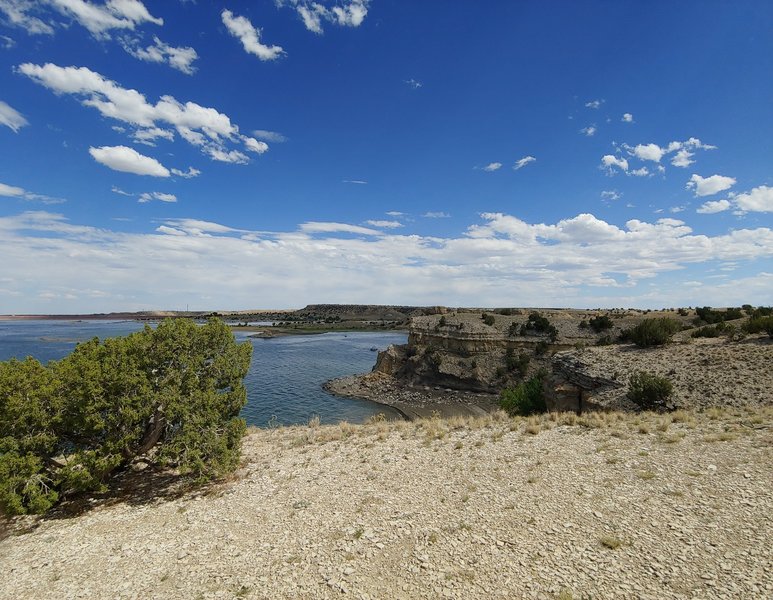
[279,0,369,34]
[365,220,403,229]
[222,10,284,61]
[631,143,665,163]
[89,145,170,176]
[686,174,736,197]
[732,185,773,213]
[630,167,650,177]
[482,162,502,172]
[18,63,265,163]
[252,129,287,143]
[671,149,694,168]
[514,156,536,170]
[696,199,731,214]
[0,100,29,132]
[585,99,603,109]
[3,209,772,312]
[621,113,633,123]
[600,155,628,175]
[138,191,176,203]
[580,125,596,136]
[124,36,198,74]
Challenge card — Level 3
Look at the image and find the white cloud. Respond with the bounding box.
[0,100,29,132]
[222,10,284,61]
[300,222,381,236]
[124,36,198,74]
[171,167,201,179]
[732,185,773,213]
[580,125,596,136]
[600,155,628,174]
[50,0,162,39]
[2,210,772,312]
[621,113,633,123]
[132,126,174,146]
[601,190,621,201]
[697,199,731,214]
[0,182,25,197]
[0,181,64,204]
[631,143,665,162]
[630,167,650,177]
[253,129,287,143]
[111,186,132,196]
[514,156,536,170]
[423,212,451,218]
[585,99,603,109]
[18,63,265,163]
[89,145,170,177]
[686,174,736,197]
[0,0,54,34]
[385,211,404,217]
[405,78,422,89]
[138,191,176,203]
[365,220,403,229]
[280,0,369,34]
[482,162,502,172]
[342,179,367,185]
[671,149,694,168]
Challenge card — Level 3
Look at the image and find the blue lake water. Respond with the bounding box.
[0,320,406,427]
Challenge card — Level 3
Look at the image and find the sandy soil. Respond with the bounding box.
[2,408,771,600]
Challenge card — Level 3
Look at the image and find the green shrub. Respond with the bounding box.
[627,372,673,411]
[596,334,614,346]
[693,306,743,325]
[482,313,496,326]
[0,318,252,515]
[505,349,530,377]
[588,315,614,333]
[519,312,558,342]
[743,315,773,338]
[499,372,547,416]
[620,318,681,347]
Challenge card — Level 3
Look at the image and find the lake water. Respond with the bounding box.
[0,320,406,427]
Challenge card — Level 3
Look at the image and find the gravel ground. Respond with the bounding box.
[2,408,772,600]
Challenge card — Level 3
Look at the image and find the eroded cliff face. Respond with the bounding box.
[372,310,630,410]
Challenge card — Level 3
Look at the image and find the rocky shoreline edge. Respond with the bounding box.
[324,372,499,420]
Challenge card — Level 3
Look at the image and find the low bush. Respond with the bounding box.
[691,322,731,338]
[743,315,773,338]
[519,312,558,342]
[499,371,547,416]
[481,313,496,326]
[588,315,614,333]
[620,318,681,347]
[693,306,744,325]
[505,349,530,377]
[627,371,674,411]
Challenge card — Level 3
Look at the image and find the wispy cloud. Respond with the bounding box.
[139,191,176,203]
[580,125,596,136]
[0,99,28,132]
[253,129,287,143]
[585,99,603,109]
[405,78,422,89]
[513,156,536,170]
[280,0,370,35]
[222,9,284,61]
[123,36,198,74]
[0,181,65,204]
[342,179,367,185]
[482,162,502,172]
[365,220,403,228]
[423,211,450,218]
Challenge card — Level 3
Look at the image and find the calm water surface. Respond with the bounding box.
[0,320,405,427]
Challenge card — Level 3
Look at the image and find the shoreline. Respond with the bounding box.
[324,372,498,420]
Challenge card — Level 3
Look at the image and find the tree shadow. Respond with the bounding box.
[0,463,236,541]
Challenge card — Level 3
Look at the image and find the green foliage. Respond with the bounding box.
[481,313,496,326]
[519,312,558,342]
[743,315,773,338]
[693,306,743,325]
[0,318,252,515]
[588,315,614,333]
[596,334,614,346]
[691,322,734,338]
[620,318,681,347]
[508,322,520,336]
[499,372,547,416]
[627,372,674,411]
[438,316,447,327]
[534,341,550,356]
[505,349,530,377]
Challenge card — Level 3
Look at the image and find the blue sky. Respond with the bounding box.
[0,0,771,313]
